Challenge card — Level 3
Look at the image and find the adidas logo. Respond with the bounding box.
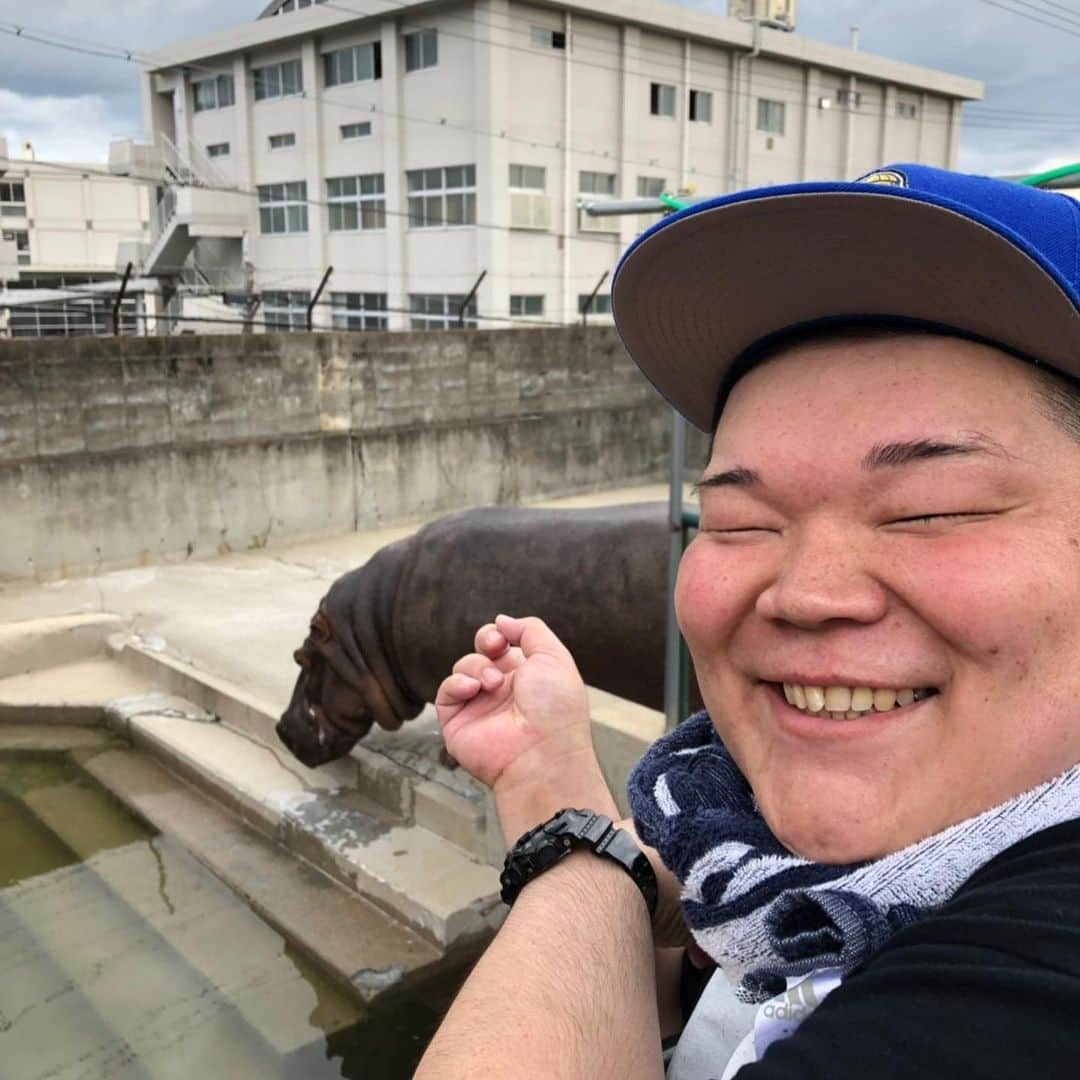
[759,979,819,1020]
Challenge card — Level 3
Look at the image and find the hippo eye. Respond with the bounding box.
[310,612,332,644]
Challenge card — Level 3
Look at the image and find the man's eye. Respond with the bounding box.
[700,525,779,535]
[890,512,988,526]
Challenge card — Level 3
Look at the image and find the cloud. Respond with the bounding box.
[0,89,133,164]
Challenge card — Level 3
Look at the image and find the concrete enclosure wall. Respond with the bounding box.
[0,327,671,579]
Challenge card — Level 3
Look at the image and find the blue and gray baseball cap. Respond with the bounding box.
[611,163,1080,432]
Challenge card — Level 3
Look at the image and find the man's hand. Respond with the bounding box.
[436,615,701,956]
[435,614,615,833]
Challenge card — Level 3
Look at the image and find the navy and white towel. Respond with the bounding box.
[628,710,1080,1001]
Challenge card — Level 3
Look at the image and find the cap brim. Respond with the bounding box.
[613,189,1080,432]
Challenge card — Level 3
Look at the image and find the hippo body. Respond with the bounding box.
[278,503,701,767]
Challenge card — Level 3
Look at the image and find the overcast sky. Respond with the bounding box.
[0,0,1075,177]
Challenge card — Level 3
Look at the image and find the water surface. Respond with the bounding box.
[0,753,471,1079]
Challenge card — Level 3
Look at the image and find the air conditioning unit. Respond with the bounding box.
[577,201,621,234]
[728,0,796,30]
[510,191,552,230]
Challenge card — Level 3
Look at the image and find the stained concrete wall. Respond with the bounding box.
[0,328,672,580]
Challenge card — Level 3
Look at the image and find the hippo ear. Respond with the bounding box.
[310,608,333,644]
[293,647,312,670]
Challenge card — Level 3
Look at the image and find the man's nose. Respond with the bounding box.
[754,522,888,628]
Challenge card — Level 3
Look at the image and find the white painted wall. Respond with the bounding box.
[0,162,151,282]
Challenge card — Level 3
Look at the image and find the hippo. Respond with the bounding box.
[277,503,702,768]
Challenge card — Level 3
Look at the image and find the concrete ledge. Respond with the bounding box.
[120,705,502,949]
[0,723,118,753]
[111,638,362,792]
[77,744,452,1004]
[0,657,156,725]
[0,613,131,677]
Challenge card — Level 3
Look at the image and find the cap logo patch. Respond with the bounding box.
[856,168,908,187]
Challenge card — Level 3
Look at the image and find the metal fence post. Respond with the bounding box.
[664,407,687,731]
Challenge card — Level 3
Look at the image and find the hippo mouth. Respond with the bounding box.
[277,602,408,768]
[276,695,365,767]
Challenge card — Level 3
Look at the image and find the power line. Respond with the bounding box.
[974,0,1080,36]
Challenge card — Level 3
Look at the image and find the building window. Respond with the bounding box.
[2,229,30,265]
[327,174,386,230]
[404,28,438,72]
[0,181,26,217]
[529,26,566,49]
[650,82,676,118]
[509,294,544,317]
[263,290,309,330]
[578,172,619,233]
[341,121,372,139]
[836,89,862,108]
[689,89,712,123]
[8,295,140,337]
[206,142,231,158]
[578,293,612,316]
[637,176,666,198]
[331,292,388,330]
[896,100,918,119]
[756,99,786,134]
[253,59,304,101]
[192,74,236,112]
[509,165,549,229]
[268,132,296,150]
[509,164,545,191]
[257,182,309,234]
[579,171,616,196]
[406,165,476,228]
[410,293,478,330]
[323,41,382,87]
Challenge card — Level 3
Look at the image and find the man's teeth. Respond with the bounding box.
[782,683,932,719]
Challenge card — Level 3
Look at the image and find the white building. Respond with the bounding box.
[122,0,983,332]
[0,137,153,336]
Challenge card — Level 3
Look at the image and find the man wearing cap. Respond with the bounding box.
[416,165,1080,1078]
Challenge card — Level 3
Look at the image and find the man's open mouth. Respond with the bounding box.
[772,682,940,720]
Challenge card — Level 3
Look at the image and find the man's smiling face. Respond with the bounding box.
[676,331,1080,864]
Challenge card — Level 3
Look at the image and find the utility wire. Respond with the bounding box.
[974,0,1080,36]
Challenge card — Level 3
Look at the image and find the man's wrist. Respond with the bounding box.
[493,748,620,848]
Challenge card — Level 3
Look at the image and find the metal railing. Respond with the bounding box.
[174,260,243,293]
[158,131,230,192]
[663,409,699,730]
[150,186,178,247]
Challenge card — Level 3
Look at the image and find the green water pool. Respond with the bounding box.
[0,753,470,1079]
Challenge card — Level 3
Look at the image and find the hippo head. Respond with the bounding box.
[277,604,384,767]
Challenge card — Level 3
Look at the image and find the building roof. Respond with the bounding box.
[147,0,982,101]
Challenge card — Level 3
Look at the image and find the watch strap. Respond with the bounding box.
[500,808,659,918]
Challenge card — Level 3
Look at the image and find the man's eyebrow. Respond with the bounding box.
[693,434,1012,492]
[861,434,1012,470]
[692,466,761,491]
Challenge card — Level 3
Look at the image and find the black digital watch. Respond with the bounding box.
[500,808,659,918]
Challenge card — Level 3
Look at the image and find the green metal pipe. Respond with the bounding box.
[1019,163,1080,187]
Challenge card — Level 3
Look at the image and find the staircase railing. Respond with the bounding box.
[159,131,230,191]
